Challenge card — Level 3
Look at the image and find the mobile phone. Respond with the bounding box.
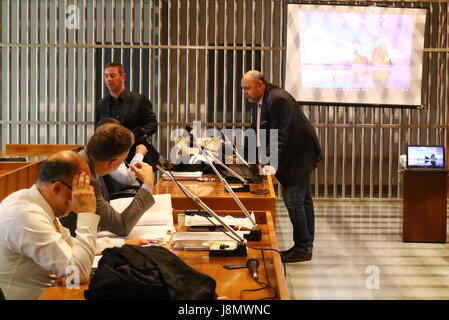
[223,264,247,270]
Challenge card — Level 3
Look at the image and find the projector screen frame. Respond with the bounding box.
[283,2,430,109]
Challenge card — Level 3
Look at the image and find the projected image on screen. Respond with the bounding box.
[285,5,427,107]
[407,146,445,168]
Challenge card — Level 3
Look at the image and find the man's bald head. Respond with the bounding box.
[242,70,267,84]
[37,151,90,185]
[241,70,267,103]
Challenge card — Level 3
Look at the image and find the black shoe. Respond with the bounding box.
[280,246,295,257]
[282,249,312,263]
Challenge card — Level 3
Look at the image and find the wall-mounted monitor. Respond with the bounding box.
[285,4,427,108]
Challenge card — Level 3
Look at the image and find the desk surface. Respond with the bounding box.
[1,144,82,162]
[153,175,277,220]
[39,210,288,300]
[154,175,275,199]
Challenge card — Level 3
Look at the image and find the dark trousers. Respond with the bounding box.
[281,174,315,253]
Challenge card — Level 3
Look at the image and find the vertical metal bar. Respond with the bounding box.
[333,107,337,197]
[323,108,328,198]
[204,0,209,124]
[30,0,38,144]
[351,108,356,197]
[195,0,199,121]
[67,0,76,145]
[186,0,190,124]
[360,108,365,198]
[1,0,10,149]
[39,0,48,144]
[378,109,384,198]
[242,0,246,123]
[261,0,265,75]
[20,0,29,144]
[223,0,227,125]
[369,108,374,198]
[251,0,255,68]
[388,109,390,198]
[176,0,181,125]
[213,0,218,124]
[342,107,347,197]
[166,0,171,149]
[232,0,236,125]
[87,0,95,139]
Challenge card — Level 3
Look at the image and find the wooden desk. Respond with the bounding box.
[403,170,447,243]
[153,175,277,221]
[39,210,288,300]
[0,144,82,201]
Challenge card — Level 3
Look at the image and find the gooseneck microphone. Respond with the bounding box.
[246,258,260,281]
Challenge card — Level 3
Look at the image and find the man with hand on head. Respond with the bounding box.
[0,151,148,300]
[60,123,155,237]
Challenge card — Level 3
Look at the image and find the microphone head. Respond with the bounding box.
[185,125,193,133]
[246,258,259,269]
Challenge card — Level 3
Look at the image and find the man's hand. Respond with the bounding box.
[135,144,148,156]
[70,171,96,214]
[125,238,150,246]
[261,165,276,175]
[130,162,154,188]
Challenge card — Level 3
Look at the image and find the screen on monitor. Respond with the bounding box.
[406,145,445,169]
[285,4,427,107]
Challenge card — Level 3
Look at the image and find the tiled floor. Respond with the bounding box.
[275,199,449,300]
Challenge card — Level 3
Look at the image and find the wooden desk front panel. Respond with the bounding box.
[39,211,288,300]
[154,176,277,220]
[403,171,447,243]
[0,162,42,201]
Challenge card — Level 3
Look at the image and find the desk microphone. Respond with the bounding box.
[246,258,259,281]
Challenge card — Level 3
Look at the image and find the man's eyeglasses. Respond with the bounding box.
[52,180,72,190]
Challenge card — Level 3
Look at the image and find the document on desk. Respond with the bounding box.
[172,231,249,250]
[98,225,174,242]
[110,194,173,226]
[185,212,256,230]
[161,171,202,180]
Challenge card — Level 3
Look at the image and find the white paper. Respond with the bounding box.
[110,194,173,226]
[92,255,102,269]
[185,213,256,230]
[98,225,174,242]
[162,171,202,180]
[172,231,249,242]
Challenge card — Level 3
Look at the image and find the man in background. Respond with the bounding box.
[96,62,158,163]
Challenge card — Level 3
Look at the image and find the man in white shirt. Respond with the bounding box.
[0,151,147,300]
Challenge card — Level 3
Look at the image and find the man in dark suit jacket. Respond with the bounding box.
[241,70,323,263]
[95,62,158,162]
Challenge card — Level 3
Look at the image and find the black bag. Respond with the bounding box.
[84,245,217,300]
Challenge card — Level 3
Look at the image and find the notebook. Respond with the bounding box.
[406,145,445,171]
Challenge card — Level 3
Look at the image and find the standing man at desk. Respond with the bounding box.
[0,151,147,300]
[241,70,323,263]
[60,123,156,237]
[95,62,158,162]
